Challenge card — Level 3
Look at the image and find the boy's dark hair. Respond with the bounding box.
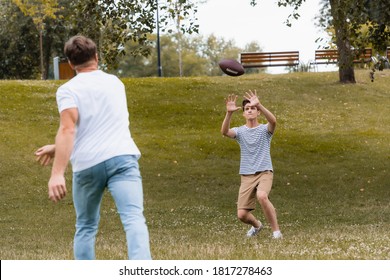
[64,35,97,66]
[242,99,250,111]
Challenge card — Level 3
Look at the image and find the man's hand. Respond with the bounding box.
[225,94,241,113]
[48,174,67,203]
[35,144,55,166]
[244,89,260,108]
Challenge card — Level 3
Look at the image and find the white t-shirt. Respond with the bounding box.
[56,70,140,172]
[232,124,273,175]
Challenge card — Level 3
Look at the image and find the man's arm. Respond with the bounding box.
[244,90,276,134]
[48,108,78,203]
[221,95,240,138]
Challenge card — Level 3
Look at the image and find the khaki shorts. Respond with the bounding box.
[237,171,273,210]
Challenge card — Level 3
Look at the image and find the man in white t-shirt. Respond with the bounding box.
[221,90,282,239]
[35,35,151,259]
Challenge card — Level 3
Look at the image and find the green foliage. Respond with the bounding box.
[250,0,390,83]
[0,1,40,79]
[0,0,81,79]
[72,0,201,69]
[12,0,62,79]
[241,41,265,75]
[159,0,201,34]
[319,0,390,52]
[353,0,390,52]
[250,0,305,27]
[12,0,60,29]
[0,70,389,259]
[111,33,260,77]
[0,0,202,77]
[72,0,156,68]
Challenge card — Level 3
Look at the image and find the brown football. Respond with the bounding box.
[218,59,245,76]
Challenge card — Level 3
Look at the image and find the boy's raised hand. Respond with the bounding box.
[225,94,241,113]
[244,89,260,107]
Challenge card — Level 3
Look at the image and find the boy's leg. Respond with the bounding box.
[257,191,279,232]
[256,171,280,233]
[107,155,151,260]
[237,209,261,228]
[237,174,263,233]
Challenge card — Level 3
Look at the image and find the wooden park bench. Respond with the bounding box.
[387,47,390,60]
[311,48,372,68]
[240,51,299,69]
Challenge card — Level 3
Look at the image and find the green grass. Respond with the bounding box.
[0,70,389,260]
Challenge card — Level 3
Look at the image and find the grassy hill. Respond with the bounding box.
[0,70,389,259]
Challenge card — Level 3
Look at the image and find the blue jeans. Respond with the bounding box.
[72,155,151,260]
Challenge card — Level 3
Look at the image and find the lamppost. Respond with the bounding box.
[156,0,162,77]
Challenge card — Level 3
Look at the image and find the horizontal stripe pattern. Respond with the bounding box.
[232,124,273,175]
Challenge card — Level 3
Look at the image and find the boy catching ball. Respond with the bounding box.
[221,90,282,239]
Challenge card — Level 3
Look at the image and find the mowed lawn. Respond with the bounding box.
[0,70,389,260]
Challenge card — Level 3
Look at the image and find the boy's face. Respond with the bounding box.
[243,104,260,120]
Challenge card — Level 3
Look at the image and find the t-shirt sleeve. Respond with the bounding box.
[231,127,239,140]
[265,123,274,137]
[56,87,77,113]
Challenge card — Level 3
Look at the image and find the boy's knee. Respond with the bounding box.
[237,209,249,222]
[257,191,269,204]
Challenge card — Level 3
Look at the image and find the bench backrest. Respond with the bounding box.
[314,48,372,64]
[354,48,372,63]
[314,49,338,64]
[387,47,390,59]
[240,51,299,68]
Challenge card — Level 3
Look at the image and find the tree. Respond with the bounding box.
[12,0,60,79]
[180,36,210,76]
[0,1,40,79]
[159,0,202,77]
[242,41,264,75]
[365,0,390,53]
[328,0,357,83]
[112,33,246,77]
[73,0,200,70]
[319,0,390,82]
[1,0,201,78]
[199,34,243,76]
[114,34,182,77]
[4,0,91,79]
[250,0,390,83]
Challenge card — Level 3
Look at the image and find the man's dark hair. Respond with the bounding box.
[242,99,250,111]
[64,35,97,66]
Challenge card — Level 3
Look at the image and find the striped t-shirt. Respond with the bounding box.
[232,124,273,175]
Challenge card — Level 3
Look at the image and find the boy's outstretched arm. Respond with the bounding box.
[244,89,276,134]
[221,94,240,138]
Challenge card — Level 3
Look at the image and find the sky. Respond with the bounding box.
[195,0,334,70]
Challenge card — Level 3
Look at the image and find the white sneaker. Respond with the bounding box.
[272,231,283,239]
[246,224,263,237]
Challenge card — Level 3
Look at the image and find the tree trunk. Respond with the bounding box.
[175,4,183,77]
[177,32,183,77]
[330,0,356,83]
[39,29,44,80]
[43,32,52,80]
